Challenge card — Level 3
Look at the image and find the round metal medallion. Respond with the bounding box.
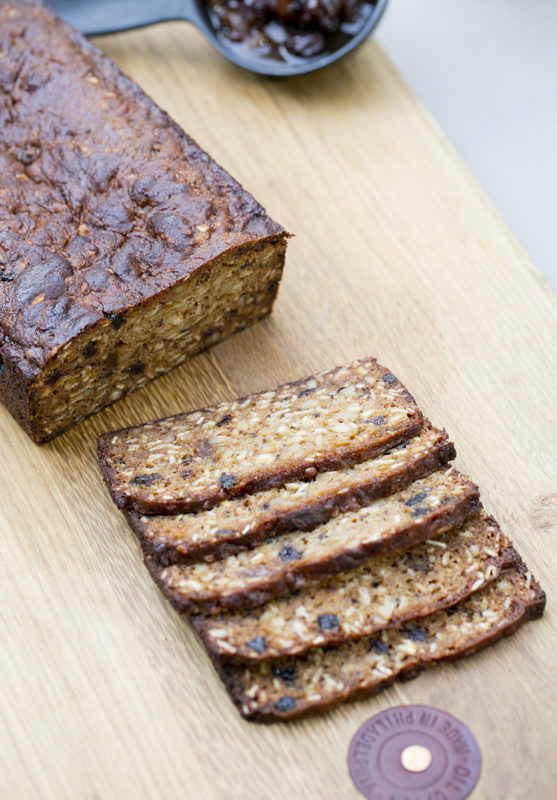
[348,705,481,799]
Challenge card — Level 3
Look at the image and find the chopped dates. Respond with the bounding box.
[207,0,372,60]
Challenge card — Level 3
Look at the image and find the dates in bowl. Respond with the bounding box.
[207,0,378,62]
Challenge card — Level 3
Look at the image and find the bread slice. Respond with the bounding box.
[217,562,544,722]
[98,357,423,514]
[129,422,455,566]
[193,514,514,662]
[147,467,480,614]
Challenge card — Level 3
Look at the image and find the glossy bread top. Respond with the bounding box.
[0,0,284,371]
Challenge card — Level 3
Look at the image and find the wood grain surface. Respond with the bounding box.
[2,21,556,800]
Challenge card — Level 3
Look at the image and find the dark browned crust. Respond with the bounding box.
[97,357,422,513]
[0,345,35,439]
[0,1,288,443]
[193,517,518,663]
[145,482,481,615]
[217,563,545,722]
[128,430,456,566]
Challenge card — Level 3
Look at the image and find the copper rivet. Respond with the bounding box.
[400,744,432,773]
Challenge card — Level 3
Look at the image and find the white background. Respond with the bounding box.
[377,0,557,291]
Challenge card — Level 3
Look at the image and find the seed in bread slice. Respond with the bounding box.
[193,514,515,662]
[98,357,423,514]
[129,422,455,566]
[217,562,544,722]
[147,467,480,615]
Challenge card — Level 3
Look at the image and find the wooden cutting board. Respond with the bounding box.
[2,21,556,800]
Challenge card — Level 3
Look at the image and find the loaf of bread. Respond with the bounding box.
[217,564,544,721]
[146,467,480,614]
[127,422,455,565]
[0,0,287,442]
[193,514,515,662]
[98,357,423,513]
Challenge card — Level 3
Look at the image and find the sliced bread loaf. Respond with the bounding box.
[147,468,480,614]
[193,514,515,662]
[129,422,455,565]
[98,357,423,514]
[217,563,544,721]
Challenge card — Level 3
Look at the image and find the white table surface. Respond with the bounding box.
[377,0,557,293]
